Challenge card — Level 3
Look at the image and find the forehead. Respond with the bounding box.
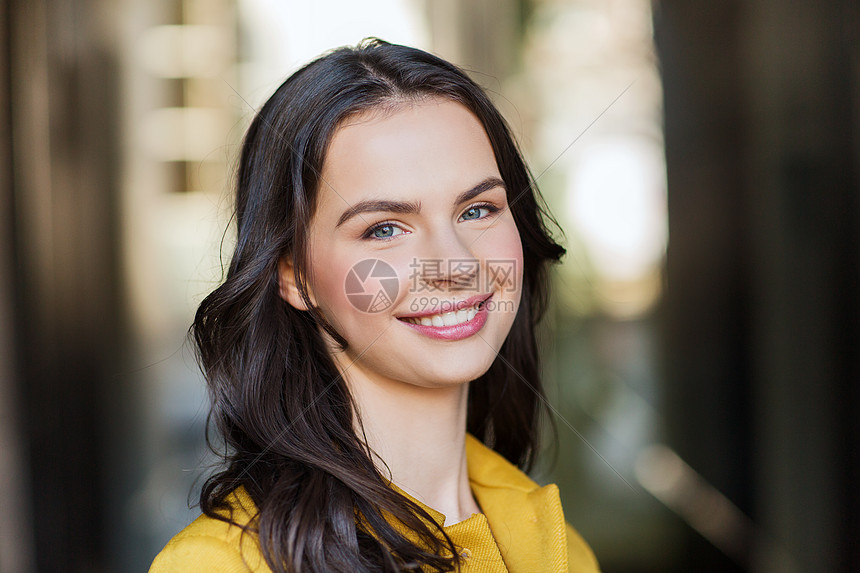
[316,98,500,213]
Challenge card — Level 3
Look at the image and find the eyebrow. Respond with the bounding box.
[335,176,506,228]
[336,199,421,228]
[454,176,506,205]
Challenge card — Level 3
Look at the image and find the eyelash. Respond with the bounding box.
[361,202,501,241]
[459,202,500,222]
[361,221,403,241]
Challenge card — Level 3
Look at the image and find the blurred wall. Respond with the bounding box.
[1,0,122,572]
[656,1,859,572]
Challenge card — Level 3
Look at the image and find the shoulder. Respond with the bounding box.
[149,489,269,573]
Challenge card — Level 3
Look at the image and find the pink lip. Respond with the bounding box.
[396,293,493,319]
[397,294,492,341]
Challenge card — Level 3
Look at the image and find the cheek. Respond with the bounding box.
[475,218,525,290]
[502,227,525,270]
[307,245,412,322]
[306,247,355,318]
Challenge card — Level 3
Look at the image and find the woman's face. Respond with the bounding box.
[282,98,523,390]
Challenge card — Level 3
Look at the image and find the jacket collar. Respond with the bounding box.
[464,434,569,572]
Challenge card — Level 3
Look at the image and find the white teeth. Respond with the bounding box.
[402,303,482,327]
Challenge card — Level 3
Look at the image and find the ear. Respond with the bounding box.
[278,257,315,311]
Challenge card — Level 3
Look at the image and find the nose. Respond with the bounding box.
[410,228,480,293]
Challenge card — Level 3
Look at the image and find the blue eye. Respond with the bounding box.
[460,204,498,221]
[462,207,483,220]
[366,224,404,240]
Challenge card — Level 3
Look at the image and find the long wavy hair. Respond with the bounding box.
[193,39,565,572]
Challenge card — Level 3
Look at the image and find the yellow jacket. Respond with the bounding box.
[150,435,600,572]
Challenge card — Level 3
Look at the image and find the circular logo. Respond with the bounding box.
[345,259,399,313]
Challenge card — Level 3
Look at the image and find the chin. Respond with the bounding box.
[412,355,497,388]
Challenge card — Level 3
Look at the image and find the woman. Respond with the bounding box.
[150,39,599,572]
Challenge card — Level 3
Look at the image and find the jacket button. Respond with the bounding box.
[460,548,472,559]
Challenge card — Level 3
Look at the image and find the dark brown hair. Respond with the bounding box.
[193,38,565,572]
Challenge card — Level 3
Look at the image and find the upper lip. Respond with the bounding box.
[396,293,493,319]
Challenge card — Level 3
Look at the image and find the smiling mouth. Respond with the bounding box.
[397,296,490,327]
[400,305,479,327]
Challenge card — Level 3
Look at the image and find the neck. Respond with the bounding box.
[348,375,480,525]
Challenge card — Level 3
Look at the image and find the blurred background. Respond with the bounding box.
[0,0,857,571]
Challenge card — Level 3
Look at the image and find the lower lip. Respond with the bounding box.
[398,300,490,341]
